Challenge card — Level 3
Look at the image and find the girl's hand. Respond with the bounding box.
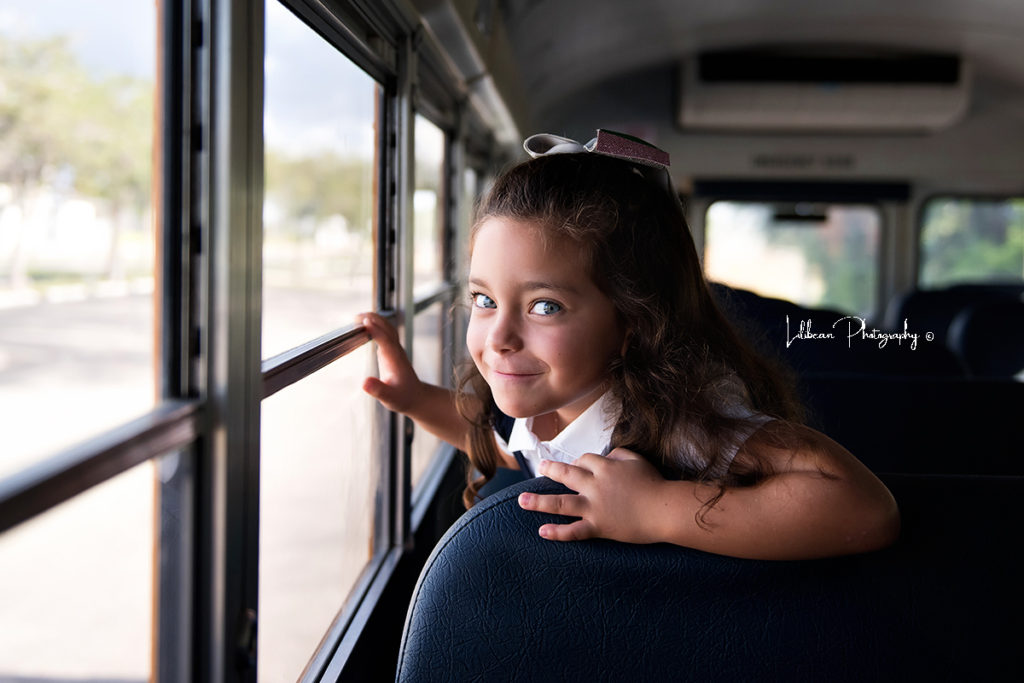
[359,312,423,415]
[358,312,471,452]
[518,449,668,544]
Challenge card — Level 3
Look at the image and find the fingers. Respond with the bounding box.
[573,452,606,469]
[357,312,399,346]
[361,376,394,402]
[518,491,587,517]
[358,312,419,413]
[359,311,415,376]
[517,493,596,541]
[538,520,595,542]
[605,446,644,462]
[537,459,593,488]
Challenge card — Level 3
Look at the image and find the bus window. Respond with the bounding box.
[410,115,453,488]
[262,0,378,359]
[259,2,383,679]
[259,347,378,681]
[0,3,157,677]
[411,300,444,485]
[413,115,446,296]
[704,201,881,316]
[0,1,157,479]
[919,197,1024,288]
[0,460,156,679]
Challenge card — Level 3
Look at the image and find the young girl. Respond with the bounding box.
[361,130,899,561]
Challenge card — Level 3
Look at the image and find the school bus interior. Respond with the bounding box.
[394,1,1024,681]
[0,0,1021,681]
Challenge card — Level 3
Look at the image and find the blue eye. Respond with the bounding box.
[472,293,496,309]
[530,300,562,316]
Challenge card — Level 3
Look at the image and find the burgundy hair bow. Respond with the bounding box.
[523,129,670,169]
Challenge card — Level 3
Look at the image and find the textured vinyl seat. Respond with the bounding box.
[396,476,1023,682]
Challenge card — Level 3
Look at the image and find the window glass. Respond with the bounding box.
[263,1,378,359]
[0,1,157,478]
[259,344,378,681]
[705,201,881,316]
[411,301,445,486]
[919,198,1024,287]
[413,116,445,295]
[0,461,154,680]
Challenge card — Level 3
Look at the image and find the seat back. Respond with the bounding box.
[948,298,1024,378]
[799,375,1024,475]
[883,283,1024,347]
[396,476,1024,682]
[712,283,966,377]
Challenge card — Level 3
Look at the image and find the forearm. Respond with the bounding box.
[402,383,472,453]
[524,426,900,558]
[400,384,520,469]
[648,473,900,560]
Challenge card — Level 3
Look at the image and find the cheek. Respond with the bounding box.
[566,317,623,369]
[465,316,485,360]
[531,327,587,372]
[536,329,572,359]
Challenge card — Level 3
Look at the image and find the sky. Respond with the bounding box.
[0,0,383,159]
[264,0,377,159]
[0,1,156,77]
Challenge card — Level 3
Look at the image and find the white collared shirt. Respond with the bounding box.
[493,377,772,479]
[497,392,617,477]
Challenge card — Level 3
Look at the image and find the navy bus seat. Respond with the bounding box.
[475,466,529,500]
[947,299,1024,379]
[396,476,1023,682]
[711,283,845,354]
[711,283,855,373]
[712,283,965,377]
[787,332,966,377]
[882,284,1024,347]
[799,375,1024,475]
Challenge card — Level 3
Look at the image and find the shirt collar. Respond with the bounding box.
[506,391,617,462]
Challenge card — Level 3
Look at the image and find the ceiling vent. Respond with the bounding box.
[677,49,970,132]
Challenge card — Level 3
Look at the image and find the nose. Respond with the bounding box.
[486,309,523,353]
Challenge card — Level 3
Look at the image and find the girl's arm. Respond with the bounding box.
[360,312,471,452]
[518,421,900,560]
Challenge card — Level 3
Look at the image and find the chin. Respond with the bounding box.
[491,394,541,420]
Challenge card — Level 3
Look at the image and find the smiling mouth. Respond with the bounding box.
[492,370,542,378]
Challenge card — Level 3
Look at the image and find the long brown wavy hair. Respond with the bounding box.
[456,153,806,514]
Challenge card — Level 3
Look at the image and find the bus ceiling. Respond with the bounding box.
[415,0,1024,191]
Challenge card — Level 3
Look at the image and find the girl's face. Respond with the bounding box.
[467,217,626,430]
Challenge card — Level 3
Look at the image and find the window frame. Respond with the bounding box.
[408,111,459,495]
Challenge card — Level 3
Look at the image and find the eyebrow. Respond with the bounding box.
[468,277,581,296]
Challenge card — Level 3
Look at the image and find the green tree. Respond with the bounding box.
[921,199,1024,286]
[0,33,153,285]
[69,73,153,279]
[264,149,375,238]
[0,35,81,286]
